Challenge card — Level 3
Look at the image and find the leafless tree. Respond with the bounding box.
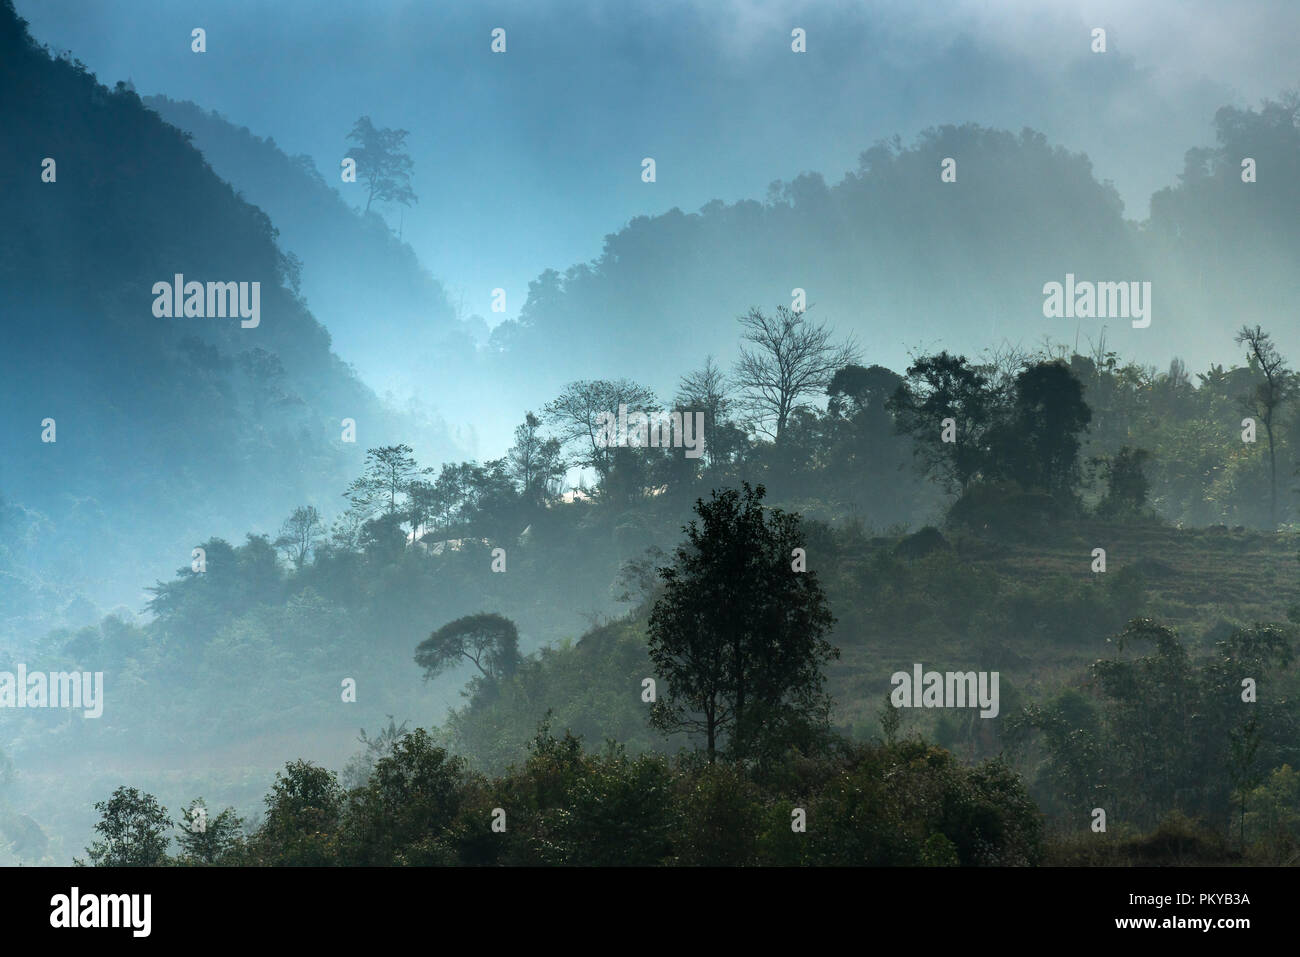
[543,379,659,480]
[274,505,324,570]
[732,306,860,440]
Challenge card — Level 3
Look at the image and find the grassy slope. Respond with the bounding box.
[442,518,1300,773]
[829,520,1299,734]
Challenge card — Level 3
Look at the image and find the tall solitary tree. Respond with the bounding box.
[415,613,522,683]
[508,411,565,505]
[346,116,418,214]
[344,444,421,520]
[647,483,838,762]
[732,306,860,441]
[1235,325,1294,528]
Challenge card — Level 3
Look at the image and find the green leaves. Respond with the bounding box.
[415,613,521,684]
[647,482,838,763]
[82,786,171,867]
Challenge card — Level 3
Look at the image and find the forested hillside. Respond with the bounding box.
[141,95,494,431]
[0,6,460,623]
[487,99,1300,406]
[4,0,1300,871]
[16,321,1300,864]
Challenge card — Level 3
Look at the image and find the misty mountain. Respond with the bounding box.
[139,85,1300,468]
[0,2,459,616]
[141,95,493,423]
[488,107,1299,406]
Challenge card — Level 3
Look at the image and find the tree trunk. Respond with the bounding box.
[1267,423,1277,529]
[733,635,746,758]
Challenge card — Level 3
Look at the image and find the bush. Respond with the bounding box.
[947,481,1073,541]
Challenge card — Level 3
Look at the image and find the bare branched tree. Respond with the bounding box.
[274,505,324,570]
[978,341,1033,396]
[542,379,659,481]
[732,306,860,440]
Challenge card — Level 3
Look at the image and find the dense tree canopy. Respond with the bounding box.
[647,483,838,762]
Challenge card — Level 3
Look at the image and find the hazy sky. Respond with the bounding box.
[18,0,1299,326]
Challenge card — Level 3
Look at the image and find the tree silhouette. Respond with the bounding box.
[543,379,659,484]
[647,483,837,762]
[995,361,1093,498]
[175,798,244,865]
[344,444,421,520]
[274,505,324,570]
[416,613,522,683]
[1235,325,1294,528]
[346,115,417,214]
[732,306,860,441]
[676,356,739,468]
[80,786,171,866]
[889,351,1001,495]
[508,411,565,506]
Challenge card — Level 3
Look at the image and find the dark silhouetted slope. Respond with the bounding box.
[0,0,458,613]
[142,94,489,409]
